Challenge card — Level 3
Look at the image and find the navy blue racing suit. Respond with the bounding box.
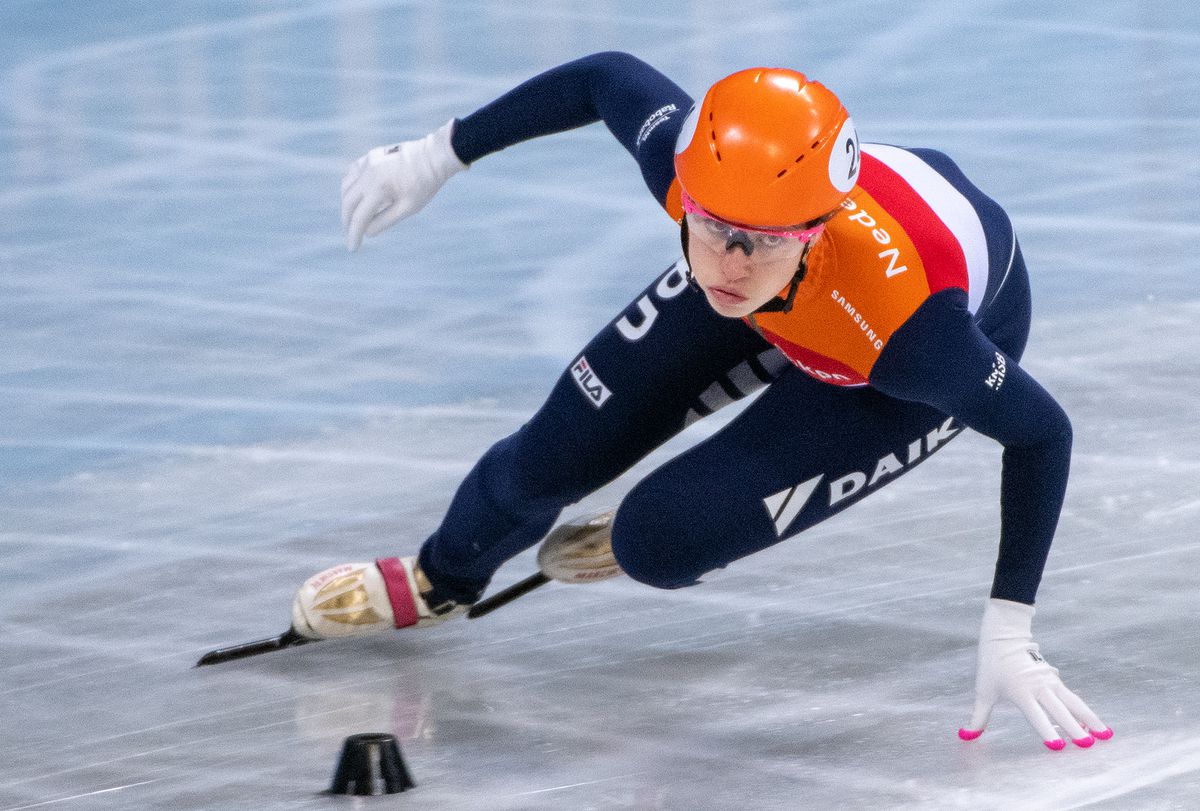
[415,52,1068,609]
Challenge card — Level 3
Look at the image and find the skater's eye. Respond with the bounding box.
[699,217,731,239]
[753,233,787,252]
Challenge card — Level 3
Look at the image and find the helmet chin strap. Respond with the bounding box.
[679,217,703,292]
[753,246,810,314]
[678,218,810,314]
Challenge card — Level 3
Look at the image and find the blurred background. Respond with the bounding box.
[2,2,1198,808]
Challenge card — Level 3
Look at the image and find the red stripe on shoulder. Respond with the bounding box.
[859,153,967,294]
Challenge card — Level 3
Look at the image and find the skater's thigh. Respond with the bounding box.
[612,368,963,587]
[505,260,787,499]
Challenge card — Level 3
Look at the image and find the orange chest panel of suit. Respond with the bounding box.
[747,148,979,386]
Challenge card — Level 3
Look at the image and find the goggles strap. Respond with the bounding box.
[679,218,703,292]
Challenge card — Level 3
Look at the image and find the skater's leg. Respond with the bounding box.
[612,368,961,588]
[418,261,788,603]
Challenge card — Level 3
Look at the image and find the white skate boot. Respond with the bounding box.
[291,556,466,640]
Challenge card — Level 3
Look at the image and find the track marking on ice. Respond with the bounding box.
[0,437,477,470]
[0,387,531,420]
[1,780,158,810]
[926,733,1200,811]
[1047,734,1200,809]
[508,771,651,797]
[452,531,1200,684]
[0,709,314,790]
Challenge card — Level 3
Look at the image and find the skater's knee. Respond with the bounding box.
[611,540,700,589]
[611,485,714,590]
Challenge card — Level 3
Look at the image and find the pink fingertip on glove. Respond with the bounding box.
[1044,739,1066,751]
[1072,735,1095,748]
[958,728,983,741]
[1091,727,1114,741]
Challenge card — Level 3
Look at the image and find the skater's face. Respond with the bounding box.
[685,232,809,317]
[681,191,823,318]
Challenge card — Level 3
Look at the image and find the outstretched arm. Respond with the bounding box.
[342,52,692,250]
[871,288,1111,750]
[872,288,1070,606]
[452,51,691,204]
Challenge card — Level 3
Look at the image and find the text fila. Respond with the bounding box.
[571,356,612,408]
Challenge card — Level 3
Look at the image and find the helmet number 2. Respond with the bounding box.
[827,118,860,192]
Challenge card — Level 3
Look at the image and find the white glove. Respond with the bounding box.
[291,557,462,639]
[340,119,468,252]
[959,598,1112,750]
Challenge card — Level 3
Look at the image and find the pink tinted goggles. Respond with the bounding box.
[680,190,826,245]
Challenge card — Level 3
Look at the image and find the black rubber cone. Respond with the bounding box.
[328,733,416,795]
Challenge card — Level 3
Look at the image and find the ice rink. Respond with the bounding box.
[3,1,1199,808]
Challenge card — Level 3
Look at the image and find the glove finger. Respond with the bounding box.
[364,202,406,238]
[1013,692,1064,749]
[341,156,368,193]
[346,190,387,252]
[1054,684,1110,738]
[341,185,365,230]
[960,694,995,739]
[1039,688,1091,745]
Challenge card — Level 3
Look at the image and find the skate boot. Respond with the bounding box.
[292,556,466,640]
[537,508,624,584]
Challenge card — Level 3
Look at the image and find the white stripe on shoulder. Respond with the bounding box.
[862,144,989,313]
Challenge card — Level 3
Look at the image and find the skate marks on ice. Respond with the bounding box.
[4,0,1200,807]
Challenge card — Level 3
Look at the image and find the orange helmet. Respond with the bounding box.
[673,68,860,229]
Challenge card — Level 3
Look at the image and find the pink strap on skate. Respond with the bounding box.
[375,557,420,628]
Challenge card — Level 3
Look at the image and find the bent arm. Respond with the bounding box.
[451,51,692,206]
[870,289,1072,605]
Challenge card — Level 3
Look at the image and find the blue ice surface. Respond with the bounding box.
[2,3,1199,809]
